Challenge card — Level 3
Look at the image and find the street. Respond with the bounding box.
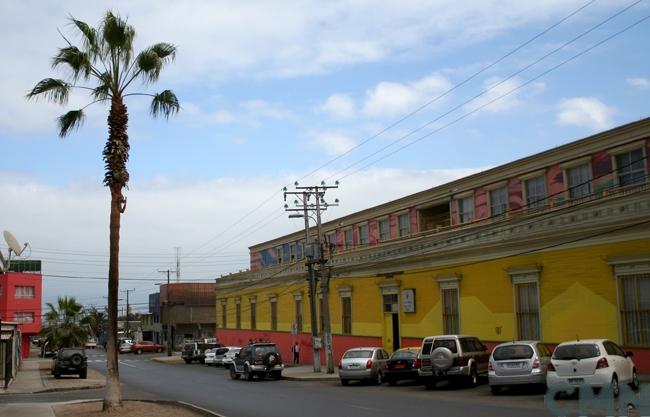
[5,350,562,417]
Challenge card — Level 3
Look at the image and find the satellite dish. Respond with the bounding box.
[4,230,26,256]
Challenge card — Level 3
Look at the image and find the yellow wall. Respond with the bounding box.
[216,238,650,346]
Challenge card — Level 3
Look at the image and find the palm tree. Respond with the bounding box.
[40,296,89,349]
[27,11,179,411]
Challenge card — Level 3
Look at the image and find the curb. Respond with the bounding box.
[281,375,339,381]
[52,399,226,417]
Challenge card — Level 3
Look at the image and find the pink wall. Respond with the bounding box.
[547,164,565,206]
[507,178,523,212]
[368,219,378,245]
[474,188,488,219]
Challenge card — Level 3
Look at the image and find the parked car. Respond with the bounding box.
[546,339,639,398]
[214,347,238,366]
[118,339,134,353]
[385,347,421,386]
[418,335,490,389]
[132,341,164,354]
[182,341,223,364]
[51,347,87,379]
[229,342,284,380]
[204,348,217,366]
[221,347,242,369]
[488,341,551,394]
[338,347,389,386]
[85,337,97,349]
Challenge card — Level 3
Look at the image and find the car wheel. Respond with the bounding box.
[79,369,87,379]
[184,359,192,364]
[424,378,436,390]
[70,354,83,367]
[54,371,61,379]
[375,372,384,385]
[630,369,639,390]
[467,366,478,387]
[611,375,620,398]
[490,385,501,395]
[340,379,349,386]
[387,377,396,386]
[136,349,143,355]
[244,366,253,381]
[156,348,162,353]
[229,366,240,380]
[272,371,282,380]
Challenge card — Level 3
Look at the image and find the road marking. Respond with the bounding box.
[348,404,382,412]
[118,361,136,368]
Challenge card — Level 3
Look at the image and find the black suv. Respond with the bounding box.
[182,342,223,364]
[51,347,88,379]
[229,343,284,380]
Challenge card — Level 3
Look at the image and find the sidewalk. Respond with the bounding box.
[151,355,340,381]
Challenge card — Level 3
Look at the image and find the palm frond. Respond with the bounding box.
[26,78,70,104]
[93,72,113,101]
[101,11,135,64]
[135,49,162,83]
[52,46,92,80]
[57,110,85,137]
[150,90,180,119]
[150,43,176,63]
[69,17,99,56]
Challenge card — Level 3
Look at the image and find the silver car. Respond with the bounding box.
[488,341,551,394]
[221,347,241,369]
[338,347,389,386]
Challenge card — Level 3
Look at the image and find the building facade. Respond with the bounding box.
[214,119,650,372]
[160,283,217,347]
[0,264,42,358]
[0,321,21,388]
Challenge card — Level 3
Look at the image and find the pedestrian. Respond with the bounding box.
[292,342,300,364]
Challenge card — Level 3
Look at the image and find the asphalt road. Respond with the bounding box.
[7,350,639,417]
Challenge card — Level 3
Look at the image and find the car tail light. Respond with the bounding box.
[488,362,493,371]
[414,358,421,369]
[532,357,540,369]
[366,359,373,369]
[547,362,556,372]
[253,360,263,365]
[596,357,609,369]
[338,361,342,369]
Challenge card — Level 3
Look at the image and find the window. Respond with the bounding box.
[525,176,546,209]
[341,296,352,334]
[398,213,410,237]
[295,299,303,332]
[296,241,303,260]
[442,288,459,334]
[14,286,35,299]
[566,163,591,199]
[515,282,540,340]
[276,246,283,264]
[358,224,369,246]
[14,312,34,323]
[378,219,390,241]
[270,299,278,331]
[344,229,353,249]
[221,302,227,328]
[236,302,241,329]
[458,196,474,224]
[382,293,398,313]
[250,301,257,330]
[616,148,646,187]
[619,274,650,345]
[326,232,337,253]
[489,187,508,216]
[289,243,296,261]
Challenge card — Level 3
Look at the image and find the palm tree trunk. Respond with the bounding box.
[103,186,123,411]
[103,96,129,411]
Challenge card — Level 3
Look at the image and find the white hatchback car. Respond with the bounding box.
[546,339,639,397]
[204,348,217,366]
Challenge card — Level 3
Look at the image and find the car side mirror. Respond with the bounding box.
[235,353,240,358]
[625,351,634,357]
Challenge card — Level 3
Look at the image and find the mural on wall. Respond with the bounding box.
[592,151,615,194]
[507,178,523,211]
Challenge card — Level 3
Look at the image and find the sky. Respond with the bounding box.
[0,0,649,315]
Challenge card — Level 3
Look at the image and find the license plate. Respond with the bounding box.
[395,364,406,369]
[568,378,584,385]
[68,367,77,371]
[505,362,523,369]
[348,364,360,368]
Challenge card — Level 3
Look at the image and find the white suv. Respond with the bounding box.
[546,339,639,397]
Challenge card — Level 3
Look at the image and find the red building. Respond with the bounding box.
[0,262,42,358]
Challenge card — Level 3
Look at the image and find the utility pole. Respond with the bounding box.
[175,247,181,282]
[284,181,339,374]
[121,288,135,337]
[158,269,175,356]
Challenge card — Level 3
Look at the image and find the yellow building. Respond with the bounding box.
[214,118,650,372]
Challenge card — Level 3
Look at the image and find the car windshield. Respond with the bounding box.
[253,345,277,357]
[553,344,599,360]
[216,348,229,355]
[391,350,417,359]
[493,345,534,361]
[183,344,195,351]
[343,350,373,359]
[433,339,458,353]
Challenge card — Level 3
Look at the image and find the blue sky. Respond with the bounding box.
[1,0,649,312]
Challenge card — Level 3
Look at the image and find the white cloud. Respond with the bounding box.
[320,94,356,119]
[463,76,523,114]
[309,131,357,155]
[362,73,451,118]
[556,97,615,130]
[240,100,295,120]
[627,77,650,90]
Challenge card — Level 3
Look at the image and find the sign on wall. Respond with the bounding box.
[402,288,415,313]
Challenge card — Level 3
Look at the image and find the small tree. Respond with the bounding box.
[41,296,89,349]
[27,11,179,411]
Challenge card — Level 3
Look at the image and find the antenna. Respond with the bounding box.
[2,230,29,271]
